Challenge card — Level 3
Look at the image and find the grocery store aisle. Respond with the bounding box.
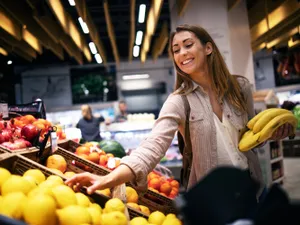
[282,158,300,199]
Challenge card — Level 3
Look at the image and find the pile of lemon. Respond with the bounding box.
[0,167,101,225]
[0,167,182,225]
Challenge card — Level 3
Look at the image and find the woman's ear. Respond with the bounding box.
[205,42,213,55]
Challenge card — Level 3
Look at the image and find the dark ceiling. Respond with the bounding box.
[0,0,171,67]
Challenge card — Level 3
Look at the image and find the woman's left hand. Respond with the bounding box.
[269,123,293,141]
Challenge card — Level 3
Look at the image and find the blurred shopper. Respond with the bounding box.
[76,105,105,142]
[67,25,292,212]
[115,100,128,122]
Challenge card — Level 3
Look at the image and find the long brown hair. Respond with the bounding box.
[169,24,247,113]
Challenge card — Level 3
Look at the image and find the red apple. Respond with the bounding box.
[21,124,39,141]
[0,129,13,142]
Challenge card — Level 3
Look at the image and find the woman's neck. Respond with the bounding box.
[190,70,213,93]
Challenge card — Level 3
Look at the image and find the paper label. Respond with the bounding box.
[0,103,8,118]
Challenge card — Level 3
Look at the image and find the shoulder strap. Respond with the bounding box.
[181,95,192,153]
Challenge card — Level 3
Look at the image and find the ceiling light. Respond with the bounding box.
[122,74,149,80]
[95,53,103,64]
[7,60,12,65]
[0,47,8,56]
[133,45,140,57]
[68,0,76,6]
[78,17,89,34]
[138,4,146,23]
[89,42,97,54]
[135,31,143,45]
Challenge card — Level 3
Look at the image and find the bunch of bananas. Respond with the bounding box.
[239,108,298,152]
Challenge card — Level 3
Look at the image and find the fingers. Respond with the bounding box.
[281,123,289,139]
[87,181,102,195]
[65,172,91,187]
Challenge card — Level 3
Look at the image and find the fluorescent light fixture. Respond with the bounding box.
[122,74,149,80]
[7,60,12,65]
[88,42,97,54]
[135,31,143,45]
[95,53,103,64]
[68,0,76,6]
[78,17,89,34]
[138,4,146,23]
[133,45,140,57]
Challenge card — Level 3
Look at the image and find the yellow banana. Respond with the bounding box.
[247,108,277,129]
[257,113,298,142]
[252,109,292,134]
[238,130,261,152]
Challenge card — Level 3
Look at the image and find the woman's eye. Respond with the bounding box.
[173,49,179,54]
[186,44,193,48]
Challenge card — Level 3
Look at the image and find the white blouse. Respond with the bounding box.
[213,113,248,169]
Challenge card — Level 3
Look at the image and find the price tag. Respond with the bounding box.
[0,103,8,118]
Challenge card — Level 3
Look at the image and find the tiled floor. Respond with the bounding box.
[282,158,300,199]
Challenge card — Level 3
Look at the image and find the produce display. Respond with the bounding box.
[239,108,298,151]
[147,171,179,199]
[0,165,182,225]
[74,142,121,171]
[0,114,66,150]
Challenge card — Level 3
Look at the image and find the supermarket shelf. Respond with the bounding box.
[271,156,283,164]
[273,176,284,183]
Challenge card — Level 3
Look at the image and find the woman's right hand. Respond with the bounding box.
[65,172,108,195]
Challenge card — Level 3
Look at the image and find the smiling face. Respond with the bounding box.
[172,31,211,78]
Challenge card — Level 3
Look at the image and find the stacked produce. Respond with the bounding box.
[147,171,179,199]
[0,114,66,150]
[0,167,103,225]
[239,108,298,151]
[74,141,125,171]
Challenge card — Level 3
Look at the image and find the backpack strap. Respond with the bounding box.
[178,95,193,190]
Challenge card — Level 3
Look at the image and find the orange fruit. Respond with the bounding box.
[170,180,179,189]
[87,152,100,164]
[75,146,90,155]
[78,154,89,160]
[99,155,108,166]
[84,142,94,148]
[159,182,172,196]
[148,172,160,180]
[46,154,67,173]
[126,187,139,203]
[148,178,161,190]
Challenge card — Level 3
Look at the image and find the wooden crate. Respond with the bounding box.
[0,145,39,157]
[20,146,149,219]
[58,139,81,153]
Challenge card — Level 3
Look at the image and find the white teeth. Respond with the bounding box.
[182,59,193,65]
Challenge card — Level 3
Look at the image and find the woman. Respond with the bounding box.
[76,105,105,142]
[67,25,292,199]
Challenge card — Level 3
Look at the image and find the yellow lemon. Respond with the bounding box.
[148,211,166,225]
[130,217,148,225]
[162,217,182,225]
[0,192,27,219]
[28,187,54,199]
[104,198,125,213]
[23,194,57,225]
[52,185,77,208]
[102,211,127,225]
[47,175,64,184]
[64,171,76,178]
[75,192,91,207]
[127,202,141,211]
[23,176,38,189]
[49,168,64,176]
[1,175,32,196]
[90,203,102,214]
[139,205,151,216]
[56,205,92,225]
[165,213,176,220]
[39,180,61,189]
[0,168,11,193]
[87,207,102,225]
[126,186,138,203]
[23,169,46,184]
[96,188,111,197]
